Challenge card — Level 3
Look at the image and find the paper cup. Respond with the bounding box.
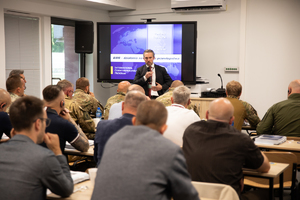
[88,168,98,186]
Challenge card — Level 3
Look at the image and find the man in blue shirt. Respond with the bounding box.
[42,85,89,152]
[94,90,147,166]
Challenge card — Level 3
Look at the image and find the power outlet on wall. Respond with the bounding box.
[224,67,239,72]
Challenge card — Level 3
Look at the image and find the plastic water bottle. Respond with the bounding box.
[96,107,102,119]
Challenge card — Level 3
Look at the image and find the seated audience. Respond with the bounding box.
[108,84,146,120]
[156,80,200,117]
[257,79,300,136]
[226,80,260,130]
[73,77,104,117]
[57,79,74,108]
[9,69,27,92]
[0,89,12,139]
[94,90,147,166]
[183,98,270,198]
[91,100,199,200]
[0,96,73,199]
[5,74,25,112]
[103,81,131,120]
[42,85,89,152]
[57,79,95,138]
[164,86,200,146]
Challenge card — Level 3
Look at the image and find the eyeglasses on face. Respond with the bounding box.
[33,118,51,127]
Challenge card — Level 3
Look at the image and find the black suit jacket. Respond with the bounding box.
[133,64,173,96]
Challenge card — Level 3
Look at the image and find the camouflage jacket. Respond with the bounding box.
[227,95,260,128]
[156,88,200,117]
[73,89,104,115]
[68,101,96,139]
[64,95,73,110]
[103,92,126,120]
[6,93,20,113]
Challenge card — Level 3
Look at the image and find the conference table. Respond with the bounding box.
[64,145,94,157]
[46,163,288,200]
[47,180,93,200]
[255,139,300,152]
[243,162,289,200]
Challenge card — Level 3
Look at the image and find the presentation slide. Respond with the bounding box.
[110,24,182,81]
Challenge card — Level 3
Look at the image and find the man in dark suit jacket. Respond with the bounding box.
[133,49,173,98]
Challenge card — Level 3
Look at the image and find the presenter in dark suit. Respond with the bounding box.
[133,49,173,98]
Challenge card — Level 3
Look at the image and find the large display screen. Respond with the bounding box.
[97,22,197,84]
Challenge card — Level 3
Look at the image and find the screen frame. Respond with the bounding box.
[97,21,197,84]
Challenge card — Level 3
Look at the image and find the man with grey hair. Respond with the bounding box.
[183,98,270,199]
[57,79,96,139]
[94,90,147,166]
[163,85,200,146]
[108,84,147,120]
[57,79,74,108]
[92,100,199,200]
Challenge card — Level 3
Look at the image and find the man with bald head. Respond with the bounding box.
[94,90,147,166]
[156,80,200,117]
[0,89,12,139]
[183,98,270,198]
[103,81,131,120]
[257,79,300,136]
[108,84,146,120]
[92,100,199,200]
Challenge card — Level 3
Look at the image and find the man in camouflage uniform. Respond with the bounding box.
[156,80,200,117]
[73,77,104,115]
[103,81,131,120]
[57,79,96,139]
[57,79,74,108]
[226,80,260,131]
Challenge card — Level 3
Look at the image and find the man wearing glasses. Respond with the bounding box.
[57,79,96,139]
[41,85,89,152]
[0,96,73,199]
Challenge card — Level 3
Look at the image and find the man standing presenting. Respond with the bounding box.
[0,96,73,199]
[133,49,173,98]
[257,79,300,136]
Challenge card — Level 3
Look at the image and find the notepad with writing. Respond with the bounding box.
[254,135,286,145]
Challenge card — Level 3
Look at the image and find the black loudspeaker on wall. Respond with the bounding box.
[75,21,94,54]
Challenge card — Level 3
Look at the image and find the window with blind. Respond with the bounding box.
[5,14,40,97]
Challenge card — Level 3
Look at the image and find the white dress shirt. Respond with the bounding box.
[143,64,159,96]
[164,104,201,146]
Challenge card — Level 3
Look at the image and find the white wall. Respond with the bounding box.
[244,0,300,118]
[109,0,241,91]
[0,0,110,102]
